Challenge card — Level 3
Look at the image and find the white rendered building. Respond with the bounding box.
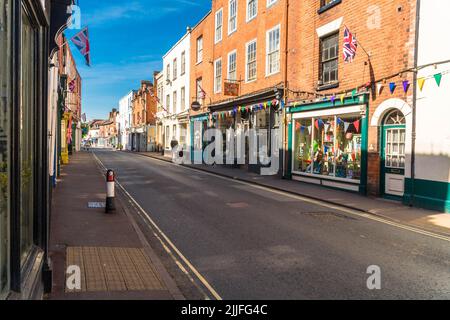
[118,90,136,150]
[161,28,191,157]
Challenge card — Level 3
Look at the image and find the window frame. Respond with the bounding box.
[245,39,257,83]
[173,58,177,81]
[227,50,237,81]
[173,90,177,114]
[214,58,223,94]
[266,24,281,77]
[319,32,339,86]
[246,0,258,22]
[215,8,223,44]
[180,51,186,75]
[196,36,203,63]
[267,0,278,7]
[180,86,186,111]
[228,0,238,35]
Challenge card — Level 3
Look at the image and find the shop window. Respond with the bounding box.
[0,0,10,296]
[293,113,362,181]
[20,10,36,263]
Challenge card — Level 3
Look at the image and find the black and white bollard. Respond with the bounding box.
[105,169,116,213]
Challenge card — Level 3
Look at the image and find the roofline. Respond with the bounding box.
[191,10,212,32]
[162,30,191,59]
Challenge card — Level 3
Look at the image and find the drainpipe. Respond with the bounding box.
[282,0,290,178]
[410,0,421,206]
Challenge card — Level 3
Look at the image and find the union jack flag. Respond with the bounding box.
[71,27,91,66]
[69,78,76,92]
[343,26,357,63]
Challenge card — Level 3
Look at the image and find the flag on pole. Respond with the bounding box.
[69,78,76,92]
[71,27,91,66]
[343,26,358,63]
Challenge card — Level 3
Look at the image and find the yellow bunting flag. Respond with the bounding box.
[340,94,345,104]
[418,78,426,91]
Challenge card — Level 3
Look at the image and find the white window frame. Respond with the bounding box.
[214,58,223,93]
[173,90,177,114]
[267,0,277,8]
[246,0,258,22]
[227,50,237,81]
[180,86,186,111]
[166,64,170,81]
[181,51,186,75]
[245,39,257,83]
[266,24,281,76]
[173,58,177,81]
[215,8,223,44]
[228,0,238,35]
[196,36,203,63]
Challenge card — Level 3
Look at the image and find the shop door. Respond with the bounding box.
[381,110,406,198]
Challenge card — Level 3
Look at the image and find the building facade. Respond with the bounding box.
[118,91,136,150]
[286,0,417,197]
[407,0,450,212]
[0,0,76,299]
[189,11,213,161]
[131,80,157,152]
[161,30,191,158]
[201,0,287,173]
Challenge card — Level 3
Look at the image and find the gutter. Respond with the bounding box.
[410,0,421,206]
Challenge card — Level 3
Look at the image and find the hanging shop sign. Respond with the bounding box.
[224,82,239,97]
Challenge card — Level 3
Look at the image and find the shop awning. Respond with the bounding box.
[209,85,284,112]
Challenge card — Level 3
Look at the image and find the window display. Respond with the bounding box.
[293,112,362,181]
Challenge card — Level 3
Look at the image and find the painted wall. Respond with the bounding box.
[410,0,450,212]
[161,30,191,149]
[118,91,135,150]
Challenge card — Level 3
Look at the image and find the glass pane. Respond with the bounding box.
[335,115,362,180]
[386,156,391,167]
[293,118,312,173]
[20,11,35,262]
[0,0,10,295]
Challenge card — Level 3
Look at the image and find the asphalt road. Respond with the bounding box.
[94,149,450,299]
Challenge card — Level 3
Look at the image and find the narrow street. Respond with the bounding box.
[94,149,450,300]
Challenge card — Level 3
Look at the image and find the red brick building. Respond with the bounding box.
[131,80,158,151]
[191,0,288,172]
[286,0,417,197]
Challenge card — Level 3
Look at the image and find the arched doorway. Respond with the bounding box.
[380,109,406,198]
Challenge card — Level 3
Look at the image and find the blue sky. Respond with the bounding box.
[65,0,211,120]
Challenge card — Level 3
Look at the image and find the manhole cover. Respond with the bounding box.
[88,202,106,208]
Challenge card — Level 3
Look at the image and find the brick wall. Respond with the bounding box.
[190,11,214,117]
[287,0,417,194]
[209,0,287,104]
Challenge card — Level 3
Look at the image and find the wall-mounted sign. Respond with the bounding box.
[224,82,239,96]
[191,101,201,111]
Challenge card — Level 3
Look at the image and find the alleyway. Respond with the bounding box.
[94,150,450,299]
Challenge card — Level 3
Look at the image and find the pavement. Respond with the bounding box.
[137,151,450,238]
[47,151,184,300]
[95,150,450,299]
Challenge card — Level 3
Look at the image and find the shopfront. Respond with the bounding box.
[288,94,369,194]
[208,88,283,174]
[0,0,72,299]
[190,113,209,162]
